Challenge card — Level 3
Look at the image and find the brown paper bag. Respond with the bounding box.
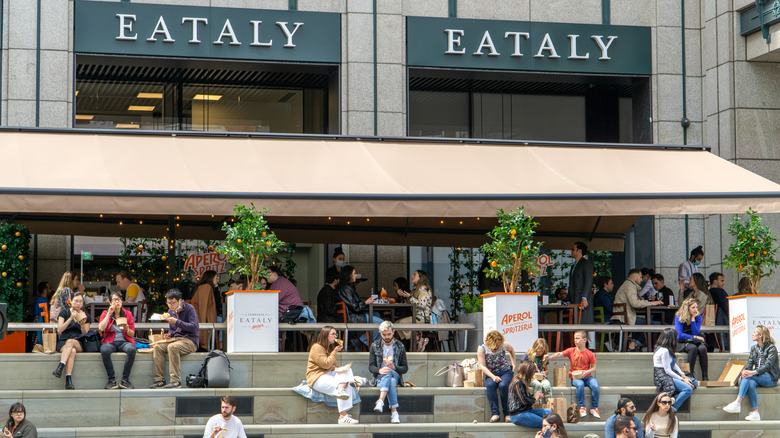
[553,363,568,387]
[148,329,165,344]
[678,362,690,373]
[703,303,716,326]
[467,368,483,386]
[42,330,57,354]
[549,397,568,415]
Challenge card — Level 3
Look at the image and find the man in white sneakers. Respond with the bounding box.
[368,320,408,423]
[204,395,247,438]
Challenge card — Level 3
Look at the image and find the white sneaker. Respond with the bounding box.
[333,390,350,400]
[338,414,359,424]
[391,411,400,423]
[354,376,368,387]
[722,401,741,414]
[745,411,761,421]
[589,408,601,419]
[374,400,384,412]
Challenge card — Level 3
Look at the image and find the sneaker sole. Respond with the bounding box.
[334,394,350,400]
[723,407,741,414]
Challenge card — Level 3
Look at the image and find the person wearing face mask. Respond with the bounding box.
[368,321,408,423]
[325,247,346,279]
[677,246,703,302]
[149,289,200,389]
[605,398,645,438]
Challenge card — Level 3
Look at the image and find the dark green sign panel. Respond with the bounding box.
[75,0,340,63]
[407,17,651,75]
[740,1,780,36]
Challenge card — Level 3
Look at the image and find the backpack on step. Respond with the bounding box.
[186,350,231,388]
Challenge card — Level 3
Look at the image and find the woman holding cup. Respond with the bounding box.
[51,292,90,389]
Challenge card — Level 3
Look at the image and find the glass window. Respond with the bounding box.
[408,91,469,137]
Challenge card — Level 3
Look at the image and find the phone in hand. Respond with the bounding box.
[541,429,553,438]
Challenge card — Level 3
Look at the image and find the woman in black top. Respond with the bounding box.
[336,265,380,349]
[3,402,37,438]
[51,292,90,390]
[507,361,551,427]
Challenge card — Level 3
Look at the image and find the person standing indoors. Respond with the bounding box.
[191,270,218,351]
[52,292,90,390]
[687,273,713,317]
[521,338,552,405]
[546,330,600,418]
[325,247,346,280]
[569,242,594,345]
[534,413,568,438]
[116,271,147,322]
[49,271,84,322]
[150,289,199,389]
[642,393,678,438]
[722,325,779,421]
[507,361,552,428]
[396,270,433,350]
[203,395,247,438]
[306,326,362,424]
[98,292,137,389]
[674,298,709,381]
[605,398,645,438]
[369,321,408,424]
[678,246,703,301]
[3,403,37,438]
[652,328,696,412]
[614,415,639,438]
[478,330,517,422]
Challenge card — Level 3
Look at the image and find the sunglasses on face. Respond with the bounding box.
[659,400,672,405]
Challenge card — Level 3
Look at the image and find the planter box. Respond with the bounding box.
[457,312,483,352]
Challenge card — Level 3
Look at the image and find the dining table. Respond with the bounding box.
[368,302,419,350]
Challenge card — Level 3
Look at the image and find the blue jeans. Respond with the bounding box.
[672,377,697,411]
[377,370,401,409]
[485,369,515,416]
[572,376,599,409]
[510,408,552,428]
[738,372,777,410]
[359,313,383,345]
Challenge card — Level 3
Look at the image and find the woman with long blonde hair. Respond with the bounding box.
[522,338,552,404]
[674,297,708,381]
[49,271,83,322]
[722,325,779,421]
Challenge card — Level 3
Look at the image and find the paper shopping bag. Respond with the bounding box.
[703,303,716,326]
[42,330,57,354]
[549,397,568,416]
[148,329,165,344]
[553,363,568,387]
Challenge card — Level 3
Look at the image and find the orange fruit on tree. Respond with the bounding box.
[490,260,498,268]
[18,255,24,260]
[1,245,6,250]
[237,238,242,243]
[1,272,6,277]
[266,241,272,246]
[14,232,20,237]
[510,229,517,235]
[16,282,22,287]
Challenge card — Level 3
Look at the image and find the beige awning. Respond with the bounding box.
[3,130,780,249]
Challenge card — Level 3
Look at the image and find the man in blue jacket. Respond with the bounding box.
[605,398,644,438]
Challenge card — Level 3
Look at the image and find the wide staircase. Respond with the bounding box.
[1,351,778,437]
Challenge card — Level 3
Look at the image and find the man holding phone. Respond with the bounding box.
[204,395,247,438]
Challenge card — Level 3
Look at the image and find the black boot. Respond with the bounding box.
[52,363,65,378]
[65,375,75,390]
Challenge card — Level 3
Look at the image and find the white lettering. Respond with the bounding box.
[534,33,560,58]
[213,19,241,45]
[504,31,530,57]
[473,31,500,56]
[276,22,303,48]
[181,17,208,44]
[592,35,618,60]
[146,16,175,43]
[568,34,590,59]
[116,14,137,41]
[250,21,273,47]
[444,29,466,54]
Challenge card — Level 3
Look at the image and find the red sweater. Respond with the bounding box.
[100,308,136,343]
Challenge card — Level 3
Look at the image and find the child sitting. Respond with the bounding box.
[546,330,600,418]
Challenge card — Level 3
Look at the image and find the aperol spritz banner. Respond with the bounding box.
[482,292,539,352]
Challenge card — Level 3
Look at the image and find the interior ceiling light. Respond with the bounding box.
[137,92,163,99]
[75,114,94,120]
[116,123,140,129]
[127,105,155,111]
[192,94,222,101]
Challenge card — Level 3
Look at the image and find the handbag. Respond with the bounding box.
[553,362,568,387]
[567,402,580,423]
[281,305,306,324]
[78,331,101,353]
[435,362,464,387]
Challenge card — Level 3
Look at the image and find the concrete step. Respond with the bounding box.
[33,421,780,438]
[0,351,747,390]
[3,385,778,429]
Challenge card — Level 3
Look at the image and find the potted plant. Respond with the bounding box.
[481,206,543,293]
[723,208,779,294]
[457,291,484,351]
[217,204,285,290]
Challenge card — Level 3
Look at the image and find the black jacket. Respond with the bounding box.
[368,338,408,386]
[507,379,536,415]
[746,342,780,382]
[337,284,368,323]
[317,284,341,323]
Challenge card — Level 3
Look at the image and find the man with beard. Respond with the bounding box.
[204,395,247,438]
[368,320,409,424]
[604,398,645,438]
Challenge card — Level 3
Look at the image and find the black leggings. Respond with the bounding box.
[678,341,708,379]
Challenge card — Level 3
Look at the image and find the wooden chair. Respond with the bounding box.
[335,301,369,351]
[611,303,630,352]
[553,308,575,351]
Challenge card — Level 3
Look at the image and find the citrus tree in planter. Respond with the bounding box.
[723,208,779,294]
[217,204,284,290]
[0,223,31,322]
[481,207,544,293]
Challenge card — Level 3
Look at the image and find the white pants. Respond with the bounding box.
[312,368,355,413]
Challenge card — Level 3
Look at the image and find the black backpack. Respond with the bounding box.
[280,305,307,324]
[186,350,231,388]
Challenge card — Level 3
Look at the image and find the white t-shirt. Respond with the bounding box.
[203,414,247,438]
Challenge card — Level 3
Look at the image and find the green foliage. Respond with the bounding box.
[723,208,779,294]
[462,291,483,314]
[481,207,543,293]
[448,247,480,318]
[217,204,284,290]
[0,224,30,322]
